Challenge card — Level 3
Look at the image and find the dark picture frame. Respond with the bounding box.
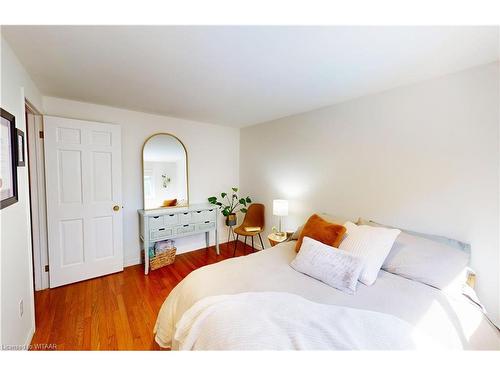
[16,128,26,167]
[0,108,18,209]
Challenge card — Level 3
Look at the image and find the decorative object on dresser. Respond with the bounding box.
[233,203,265,255]
[0,108,18,209]
[138,203,219,274]
[272,199,288,236]
[142,133,188,210]
[208,187,252,243]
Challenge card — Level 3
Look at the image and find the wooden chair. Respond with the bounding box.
[233,203,265,256]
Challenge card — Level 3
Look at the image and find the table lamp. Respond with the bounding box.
[273,199,288,236]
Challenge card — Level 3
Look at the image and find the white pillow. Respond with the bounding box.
[290,236,363,294]
[339,221,401,285]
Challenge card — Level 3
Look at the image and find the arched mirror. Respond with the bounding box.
[142,133,188,210]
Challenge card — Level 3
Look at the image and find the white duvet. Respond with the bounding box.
[154,241,500,350]
[174,292,439,350]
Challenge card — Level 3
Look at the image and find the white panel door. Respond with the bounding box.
[44,116,123,287]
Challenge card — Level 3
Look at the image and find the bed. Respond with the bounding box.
[154,240,500,350]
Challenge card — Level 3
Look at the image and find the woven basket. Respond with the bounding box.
[149,247,176,270]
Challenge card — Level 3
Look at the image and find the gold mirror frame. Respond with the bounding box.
[142,133,189,210]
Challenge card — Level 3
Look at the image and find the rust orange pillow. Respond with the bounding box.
[295,214,347,252]
[162,199,177,207]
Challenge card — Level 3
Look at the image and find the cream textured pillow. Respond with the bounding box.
[290,236,363,294]
[339,221,401,286]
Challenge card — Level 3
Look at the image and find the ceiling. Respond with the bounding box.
[2,26,499,127]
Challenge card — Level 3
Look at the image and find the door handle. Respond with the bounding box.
[113,205,120,212]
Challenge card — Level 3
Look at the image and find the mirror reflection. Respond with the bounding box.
[143,134,188,210]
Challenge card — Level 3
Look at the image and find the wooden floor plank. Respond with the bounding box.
[30,241,255,350]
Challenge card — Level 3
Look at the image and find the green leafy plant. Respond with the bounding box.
[208,187,252,216]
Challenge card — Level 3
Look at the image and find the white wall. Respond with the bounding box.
[0,36,43,347]
[42,96,240,265]
[240,62,500,325]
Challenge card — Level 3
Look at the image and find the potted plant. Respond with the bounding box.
[208,188,252,226]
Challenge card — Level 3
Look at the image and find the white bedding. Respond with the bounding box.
[174,292,439,350]
[154,241,500,350]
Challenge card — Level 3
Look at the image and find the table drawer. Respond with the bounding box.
[151,227,173,240]
[164,213,179,226]
[196,221,215,231]
[192,210,207,223]
[179,212,191,225]
[205,209,216,221]
[177,224,195,234]
[149,216,164,229]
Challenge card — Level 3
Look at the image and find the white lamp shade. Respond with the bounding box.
[273,199,289,216]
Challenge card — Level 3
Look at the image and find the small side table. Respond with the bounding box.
[268,232,293,247]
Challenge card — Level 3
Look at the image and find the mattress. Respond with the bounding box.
[154,240,500,350]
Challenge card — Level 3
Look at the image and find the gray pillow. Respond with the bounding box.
[357,218,471,253]
[290,236,363,294]
[357,218,470,291]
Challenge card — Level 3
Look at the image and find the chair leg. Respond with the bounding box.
[258,233,264,249]
[251,236,254,252]
[244,236,247,254]
[233,234,239,257]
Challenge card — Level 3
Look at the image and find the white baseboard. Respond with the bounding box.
[124,257,141,268]
[23,325,35,350]
[124,236,266,268]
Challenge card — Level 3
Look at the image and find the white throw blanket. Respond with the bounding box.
[172,292,440,350]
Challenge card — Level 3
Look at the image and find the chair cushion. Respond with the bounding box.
[234,226,263,235]
[295,214,346,252]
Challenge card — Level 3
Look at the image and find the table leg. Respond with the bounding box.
[215,227,220,255]
[144,238,150,275]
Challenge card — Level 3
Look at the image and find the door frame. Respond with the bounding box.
[25,99,49,290]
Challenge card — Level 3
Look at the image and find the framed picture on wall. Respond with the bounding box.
[16,129,26,167]
[0,108,18,209]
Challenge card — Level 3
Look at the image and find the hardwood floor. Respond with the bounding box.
[30,241,255,350]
